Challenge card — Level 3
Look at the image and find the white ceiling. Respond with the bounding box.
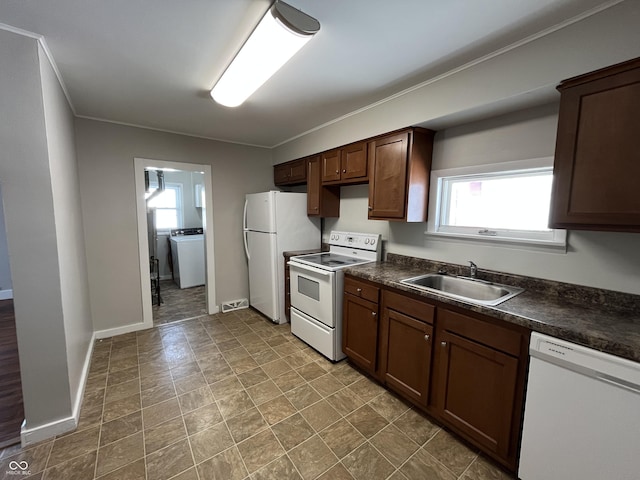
[0,0,616,147]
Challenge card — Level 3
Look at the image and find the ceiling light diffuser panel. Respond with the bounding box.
[211,1,320,107]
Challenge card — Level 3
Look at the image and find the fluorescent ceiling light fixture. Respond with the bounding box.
[211,1,320,107]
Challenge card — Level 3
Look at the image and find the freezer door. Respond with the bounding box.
[245,192,276,233]
[247,230,279,322]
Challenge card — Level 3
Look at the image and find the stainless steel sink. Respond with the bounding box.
[400,274,524,306]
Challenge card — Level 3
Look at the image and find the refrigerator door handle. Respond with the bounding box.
[242,198,248,231]
[243,229,250,261]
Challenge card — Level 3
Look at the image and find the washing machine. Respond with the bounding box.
[170,234,205,288]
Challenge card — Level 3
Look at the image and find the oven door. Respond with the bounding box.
[289,262,335,328]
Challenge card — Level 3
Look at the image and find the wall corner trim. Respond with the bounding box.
[20,331,96,446]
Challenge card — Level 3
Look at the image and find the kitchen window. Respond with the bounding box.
[147,183,183,230]
[427,157,566,248]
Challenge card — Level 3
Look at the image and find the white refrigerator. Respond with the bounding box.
[243,191,320,324]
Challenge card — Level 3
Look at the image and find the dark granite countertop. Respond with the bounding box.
[345,254,640,363]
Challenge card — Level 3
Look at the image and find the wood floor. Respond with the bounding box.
[0,299,23,447]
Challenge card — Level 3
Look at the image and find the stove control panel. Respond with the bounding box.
[328,231,381,252]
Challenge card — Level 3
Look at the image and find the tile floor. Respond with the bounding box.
[0,309,516,480]
[152,280,206,326]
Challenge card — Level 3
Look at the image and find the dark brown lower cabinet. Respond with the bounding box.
[432,308,527,471]
[342,292,379,374]
[379,290,434,405]
[342,276,529,473]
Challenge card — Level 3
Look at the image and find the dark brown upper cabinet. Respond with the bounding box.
[550,57,640,232]
[306,155,340,217]
[322,141,368,185]
[368,127,434,222]
[274,158,306,186]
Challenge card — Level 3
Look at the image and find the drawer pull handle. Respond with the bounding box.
[424,334,430,341]
[356,288,362,292]
[441,341,447,347]
[335,170,340,174]
[371,312,377,317]
[342,169,346,173]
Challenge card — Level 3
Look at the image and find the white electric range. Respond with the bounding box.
[288,231,381,361]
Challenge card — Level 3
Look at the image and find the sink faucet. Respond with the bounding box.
[469,261,478,279]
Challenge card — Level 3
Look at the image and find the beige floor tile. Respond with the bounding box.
[42,450,96,480]
[331,364,362,386]
[400,449,457,480]
[222,346,251,363]
[189,422,234,464]
[106,366,140,387]
[342,442,395,480]
[319,419,366,459]
[272,370,306,393]
[349,377,385,402]
[178,385,214,413]
[327,389,365,416]
[257,395,297,425]
[345,405,389,439]
[182,402,223,435]
[392,408,440,445]
[142,397,181,429]
[209,375,244,400]
[424,430,477,476]
[140,370,173,392]
[367,391,410,422]
[144,416,186,454]
[0,441,52,476]
[295,362,327,382]
[196,446,247,480]
[99,411,142,447]
[288,435,338,480]
[285,384,322,410]
[251,348,280,365]
[252,454,302,480]
[300,400,341,432]
[217,390,255,420]
[271,413,315,451]
[95,432,144,477]
[141,383,176,408]
[226,407,268,443]
[461,456,516,480]
[48,426,100,467]
[262,359,293,379]
[173,372,207,395]
[246,379,281,406]
[94,458,145,480]
[282,350,315,369]
[237,366,270,387]
[103,393,141,423]
[317,463,356,480]
[370,424,419,467]
[237,429,285,474]
[309,374,344,397]
[170,361,202,380]
[146,438,194,480]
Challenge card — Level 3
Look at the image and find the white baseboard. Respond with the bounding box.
[95,321,150,339]
[21,331,96,446]
[0,289,13,300]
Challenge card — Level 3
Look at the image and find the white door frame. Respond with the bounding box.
[134,157,218,330]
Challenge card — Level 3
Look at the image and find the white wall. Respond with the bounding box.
[322,105,640,295]
[0,30,73,432]
[75,118,273,332]
[39,44,94,409]
[273,1,640,163]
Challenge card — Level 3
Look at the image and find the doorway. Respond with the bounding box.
[134,158,217,328]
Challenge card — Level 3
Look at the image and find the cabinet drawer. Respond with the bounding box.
[344,277,379,303]
[383,289,434,324]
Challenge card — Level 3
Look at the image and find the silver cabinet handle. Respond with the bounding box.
[424,334,430,341]
[371,312,377,317]
[368,205,373,211]
[356,288,362,292]
[441,341,447,347]
[335,170,339,174]
[343,169,346,173]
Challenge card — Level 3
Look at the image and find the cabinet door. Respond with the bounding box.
[434,328,518,459]
[341,142,368,182]
[289,159,307,183]
[274,163,291,186]
[307,156,321,215]
[383,309,432,406]
[550,59,640,231]
[368,132,409,219]
[342,293,378,374]
[321,149,342,183]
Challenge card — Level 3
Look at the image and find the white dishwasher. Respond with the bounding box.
[519,332,640,480]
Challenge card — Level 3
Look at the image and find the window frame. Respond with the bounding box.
[147,181,183,232]
[426,157,566,250]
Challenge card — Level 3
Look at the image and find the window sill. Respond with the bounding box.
[424,230,567,253]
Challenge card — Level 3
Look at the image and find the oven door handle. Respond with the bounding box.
[288,262,332,277]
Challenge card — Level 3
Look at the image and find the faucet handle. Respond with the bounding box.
[468,261,478,278]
